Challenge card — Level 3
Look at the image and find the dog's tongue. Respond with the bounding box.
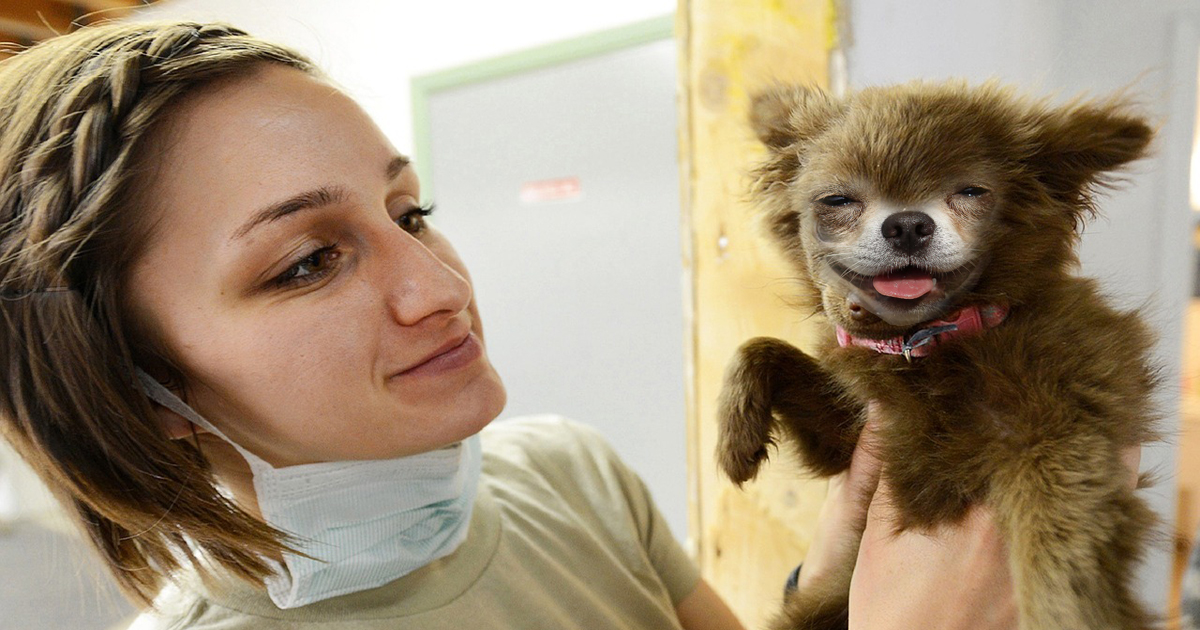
[873,269,935,300]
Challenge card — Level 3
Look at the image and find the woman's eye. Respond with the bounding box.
[396,203,436,234]
[957,186,990,197]
[817,195,857,207]
[272,245,341,288]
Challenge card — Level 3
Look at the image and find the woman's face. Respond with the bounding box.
[127,65,505,467]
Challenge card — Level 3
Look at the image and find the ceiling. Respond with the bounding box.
[0,0,158,52]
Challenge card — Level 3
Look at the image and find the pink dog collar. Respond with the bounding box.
[836,304,1009,361]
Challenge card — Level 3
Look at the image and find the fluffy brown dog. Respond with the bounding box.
[717,81,1160,629]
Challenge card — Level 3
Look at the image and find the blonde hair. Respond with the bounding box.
[0,21,315,606]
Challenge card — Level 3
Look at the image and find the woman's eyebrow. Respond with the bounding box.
[231,185,349,241]
[386,154,410,181]
[231,155,410,242]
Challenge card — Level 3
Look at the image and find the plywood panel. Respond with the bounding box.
[678,0,837,626]
[1173,296,1200,624]
[1171,226,1199,624]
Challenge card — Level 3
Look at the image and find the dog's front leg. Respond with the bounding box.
[717,337,863,485]
[717,337,862,630]
[990,434,1156,630]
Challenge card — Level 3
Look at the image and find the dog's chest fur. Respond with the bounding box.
[820,275,1157,525]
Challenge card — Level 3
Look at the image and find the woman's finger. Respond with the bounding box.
[795,404,883,591]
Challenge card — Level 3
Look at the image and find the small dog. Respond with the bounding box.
[717,81,1159,629]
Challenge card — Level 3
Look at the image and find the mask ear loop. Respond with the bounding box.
[134,367,268,470]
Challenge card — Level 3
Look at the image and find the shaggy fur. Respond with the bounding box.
[717,81,1160,629]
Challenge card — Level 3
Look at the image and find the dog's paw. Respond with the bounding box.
[716,351,777,485]
[717,431,772,486]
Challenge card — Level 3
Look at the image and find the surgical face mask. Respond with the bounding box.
[135,369,481,609]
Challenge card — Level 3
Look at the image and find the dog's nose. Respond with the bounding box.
[881,211,936,254]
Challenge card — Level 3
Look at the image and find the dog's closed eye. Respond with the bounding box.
[818,195,858,207]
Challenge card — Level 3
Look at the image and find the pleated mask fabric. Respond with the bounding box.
[136,369,481,609]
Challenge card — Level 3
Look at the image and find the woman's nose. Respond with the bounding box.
[380,231,471,327]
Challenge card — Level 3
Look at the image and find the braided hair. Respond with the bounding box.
[0,21,315,606]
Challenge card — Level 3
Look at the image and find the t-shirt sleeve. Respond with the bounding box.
[621,457,702,605]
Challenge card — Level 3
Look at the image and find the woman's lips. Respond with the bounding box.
[392,333,481,379]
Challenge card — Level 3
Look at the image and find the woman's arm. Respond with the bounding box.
[676,578,747,630]
[677,405,1015,630]
[684,408,1138,630]
[674,440,1015,630]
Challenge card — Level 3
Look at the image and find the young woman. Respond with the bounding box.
[0,21,1019,629]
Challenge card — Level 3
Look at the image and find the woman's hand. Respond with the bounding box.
[800,405,1018,629]
[792,408,882,595]
[800,405,1142,629]
[848,484,1017,629]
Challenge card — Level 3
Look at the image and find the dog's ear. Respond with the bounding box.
[749,85,841,151]
[749,87,843,250]
[1027,99,1153,201]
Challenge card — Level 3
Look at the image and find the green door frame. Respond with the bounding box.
[410,14,674,202]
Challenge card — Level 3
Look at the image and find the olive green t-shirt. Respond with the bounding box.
[130,415,699,629]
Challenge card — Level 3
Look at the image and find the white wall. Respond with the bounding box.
[132,0,675,157]
[423,39,688,539]
[0,441,59,525]
[845,0,1200,611]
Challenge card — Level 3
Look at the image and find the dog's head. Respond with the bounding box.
[750,81,1152,337]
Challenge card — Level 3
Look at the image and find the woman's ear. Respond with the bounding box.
[156,404,200,440]
[134,365,207,440]
[1027,97,1154,201]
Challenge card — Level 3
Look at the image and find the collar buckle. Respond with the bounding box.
[901,323,959,362]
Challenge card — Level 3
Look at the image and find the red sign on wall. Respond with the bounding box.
[519,177,583,204]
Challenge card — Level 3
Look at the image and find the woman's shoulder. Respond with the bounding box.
[476,415,698,608]
[123,582,207,630]
[477,414,656,529]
